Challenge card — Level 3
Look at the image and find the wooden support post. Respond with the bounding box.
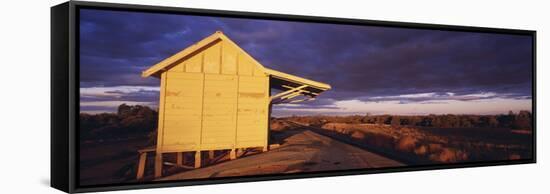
[230,149,236,160]
[194,151,201,168]
[208,150,215,160]
[136,152,147,180]
[154,153,163,178]
[176,152,183,166]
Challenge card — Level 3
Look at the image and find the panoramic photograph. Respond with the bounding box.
[78,8,533,186]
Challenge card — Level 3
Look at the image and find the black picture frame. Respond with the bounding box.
[51,1,536,193]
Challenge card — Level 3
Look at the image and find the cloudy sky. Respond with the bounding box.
[79,8,533,116]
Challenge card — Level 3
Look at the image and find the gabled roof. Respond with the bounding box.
[141,31,253,78]
[142,31,331,99]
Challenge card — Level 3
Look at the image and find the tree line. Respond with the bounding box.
[285,110,532,129]
[79,104,158,141]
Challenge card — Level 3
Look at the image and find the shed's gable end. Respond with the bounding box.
[142,31,266,77]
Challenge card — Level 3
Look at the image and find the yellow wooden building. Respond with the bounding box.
[140,31,330,178]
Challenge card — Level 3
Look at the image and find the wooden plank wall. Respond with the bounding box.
[161,72,203,152]
[157,40,269,153]
[236,76,269,148]
[202,74,238,150]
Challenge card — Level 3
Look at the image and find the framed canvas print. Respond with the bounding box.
[51,1,536,193]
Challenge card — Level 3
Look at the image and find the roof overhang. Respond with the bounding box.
[265,68,331,104]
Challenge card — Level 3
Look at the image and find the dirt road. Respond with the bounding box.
[158,128,403,181]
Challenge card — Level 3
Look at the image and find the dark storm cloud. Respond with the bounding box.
[80,9,533,107]
[79,9,222,87]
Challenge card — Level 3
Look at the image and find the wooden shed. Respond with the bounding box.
[140,31,330,178]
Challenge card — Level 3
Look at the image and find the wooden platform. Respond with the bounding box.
[157,128,404,181]
[135,146,266,180]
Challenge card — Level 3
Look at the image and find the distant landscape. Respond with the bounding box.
[79,104,532,185]
[281,112,532,164]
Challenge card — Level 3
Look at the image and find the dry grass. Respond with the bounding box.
[316,122,532,164]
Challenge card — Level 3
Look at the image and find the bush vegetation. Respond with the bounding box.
[285,110,532,129]
[79,104,158,141]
